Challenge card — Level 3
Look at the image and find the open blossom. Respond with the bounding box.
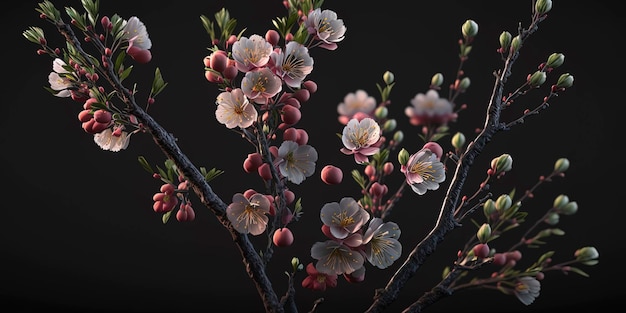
[270,41,314,88]
[362,217,402,269]
[276,141,318,185]
[340,117,381,164]
[241,67,283,104]
[305,8,346,50]
[405,89,456,126]
[337,90,376,124]
[320,197,370,240]
[122,16,152,50]
[215,88,258,129]
[93,128,132,152]
[301,262,338,292]
[226,193,271,236]
[401,147,446,195]
[311,240,364,275]
[48,58,72,98]
[232,34,273,72]
[514,276,541,305]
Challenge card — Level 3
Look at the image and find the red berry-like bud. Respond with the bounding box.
[209,50,228,73]
[295,129,309,145]
[281,105,301,125]
[265,29,280,46]
[93,109,112,124]
[243,153,263,173]
[127,46,152,64]
[321,165,343,185]
[272,227,294,247]
[283,127,298,142]
[302,80,317,94]
[473,243,490,259]
[78,109,93,123]
[257,163,272,181]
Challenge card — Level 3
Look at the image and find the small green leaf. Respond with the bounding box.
[137,156,154,173]
[568,266,590,277]
[162,211,172,224]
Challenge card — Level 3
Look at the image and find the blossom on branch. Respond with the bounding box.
[241,67,282,104]
[401,146,446,195]
[275,141,318,185]
[232,34,273,72]
[48,58,72,98]
[301,262,338,291]
[93,128,131,152]
[226,193,271,235]
[514,276,541,305]
[215,88,258,129]
[340,117,381,164]
[337,89,376,125]
[305,8,347,50]
[270,41,314,88]
[405,89,456,127]
[362,217,402,269]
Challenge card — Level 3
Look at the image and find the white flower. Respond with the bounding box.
[305,8,346,50]
[337,90,376,118]
[320,197,370,239]
[362,218,402,269]
[276,141,318,185]
[93,128,131,152]
[226,193,271,236]
[270,41,314,88]
[311,240,364,275]
[340,117,380,164]
[240,68,283,104]
[215,88,258,129]
[405,89,456,126]
[122,16,152,50]
[514,276,541,305]
[232,34,273,72]
[400,148,446,195]
[48,58,72,98]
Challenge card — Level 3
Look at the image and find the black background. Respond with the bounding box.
[2,1,622,312]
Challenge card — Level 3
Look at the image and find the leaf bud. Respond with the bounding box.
[554,158,570,173]
[477,223,491,243]
[511,35,522,53]
[375,106,388,119]
[398,148,409,166]
[575,246,599,265]
[552,194,569,209]
[490,153,513,174]
[556,73,574,88]
[495,194,512,212]
[462,19,479,38]
[393,130,404,144]
[535,0,553,15]
[431,73,444,87]
[528,70,547,87]
[499,31,512,51]
[451,132,466,150]
[383,71,395,85]
[546,53,565,68]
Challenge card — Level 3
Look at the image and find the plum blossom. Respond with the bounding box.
[270,41,314,88]
[320,197,370,240]
[122,16,152,50]
[276,141,318,184]
[93,128,132,152]
[48,58,72,98]
[405,89,456,127]
[337,89,377,124]
[301,262,338,291]
[340,117,381,164]
[232,34,273,72]
[241,67,283,104]
[215,88,258,129]
[362,218,402,269]
[305,8,347,50]
[311,240,364,275]
[226,193,271,235]
[401,147,446,195]
[514,276,541,305]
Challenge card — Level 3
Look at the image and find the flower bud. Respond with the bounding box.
[383,71,395,85]
[490,153,513,174]
[495,194,512,212]
[398,148,409,166]
[535,0,553,15]
[544,212,559,225]
[554,157,570,173]
[451,132,466,150]
[477,223,491,243]
[462,19,478,38]
[574,246,599,264]
[511,35,522,53]
[546,53,565,68]
[560,201,578,215]
[383,119,397,133]
[458,77,471,91]
[483,199,496,219]
[528,71,547,87]
[375,106,388,119]
[556,73,574,88]
[393,130,404,144]
[431,73,444,87]
[552,194,569,209]
[499,31,512,51]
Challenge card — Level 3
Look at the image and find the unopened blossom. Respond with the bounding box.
[311,240,364,275]
[514,276,541,305]
[337,90,377,124]
[362,217,402,269]
[215,88,258,129]
[122,16,152,50]
[226,193,271,236]
[232,34,273,72]
[305,8,346,50]
[276,141,318,185]
[93,128,131,152]
[401,147,446,195]
[241,68,283,104]
[320,197,370,240]
[270,41,314,88]
[340,118,381,164]
[301,262,338,291]
[48,58,72,98]
[405,89,456,126]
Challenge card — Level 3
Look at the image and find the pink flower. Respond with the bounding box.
[301,263,337,292]
[340,118,381,164]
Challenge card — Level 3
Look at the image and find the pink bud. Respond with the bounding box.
[127,46,152,64]
[295,129,309,145]
[283,127,298,142]
[257,163,273,181]
[209,50,229,73]
[302,80,317,94]
[93,109,112,124]
[272,227,294,247]
[265,30,280,46]
[472,243,490,259]
[422,142,443,159]
[281,105,301,125]
[243,153,263,173]
[321,165,343,185]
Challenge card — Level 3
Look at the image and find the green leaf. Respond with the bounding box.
[351,169,366,189]
[162,211,172,224]
[200,167,224,182]
[568,266,590,277]
[150,67,168,98]
[137,156,154,173]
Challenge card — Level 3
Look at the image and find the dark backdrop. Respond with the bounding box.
[2,1,621,312]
